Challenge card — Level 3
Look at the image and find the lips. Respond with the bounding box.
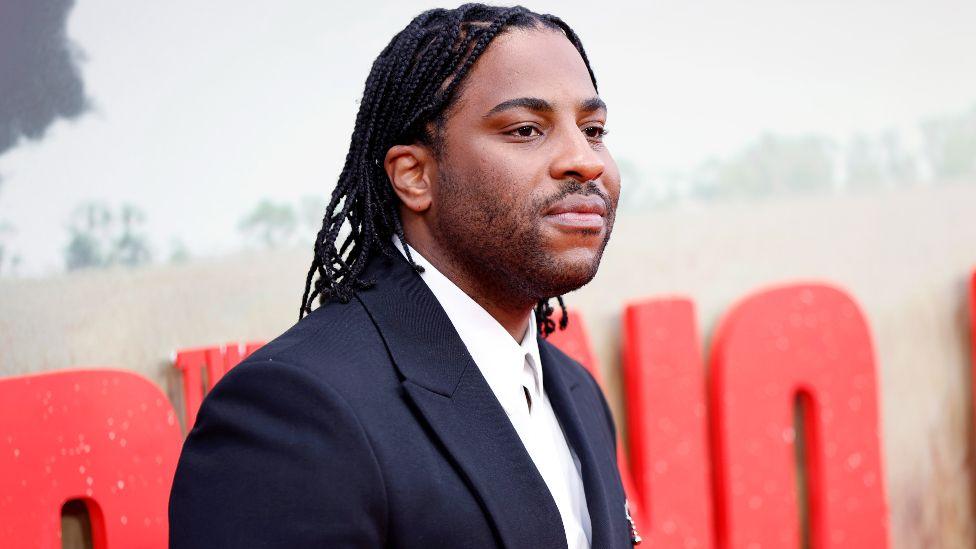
[543,194,608,230]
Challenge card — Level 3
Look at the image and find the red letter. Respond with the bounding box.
[971,269,976,430]
[174,341,263,429]
[0,370,182,547]
[709,284,889,548]
[623,298,714,548]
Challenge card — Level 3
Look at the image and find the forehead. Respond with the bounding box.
[454,27,597,112]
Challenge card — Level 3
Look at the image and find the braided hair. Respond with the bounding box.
[299,3,598,337]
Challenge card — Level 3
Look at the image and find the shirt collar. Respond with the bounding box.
[392,238,544,416]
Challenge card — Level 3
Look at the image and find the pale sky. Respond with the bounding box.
[1,0,974,276]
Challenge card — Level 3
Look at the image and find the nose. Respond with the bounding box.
[549,125,606,184]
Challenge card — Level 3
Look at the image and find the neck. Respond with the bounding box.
[400,229,534,343]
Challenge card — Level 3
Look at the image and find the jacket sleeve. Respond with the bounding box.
[168,358,388,548]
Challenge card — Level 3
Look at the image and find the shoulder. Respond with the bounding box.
[172,297,396,545]
[184,296,391,469]
[239,296,395,391]
[186,296,390,459]
[171,353,389,546]
[195,295,403,443]
[247,297,378,367]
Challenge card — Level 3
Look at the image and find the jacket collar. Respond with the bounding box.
[538,340,614,548]
[392,239,545,418]
[354,250,615,548]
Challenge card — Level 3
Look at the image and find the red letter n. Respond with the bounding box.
[709,284,889,548]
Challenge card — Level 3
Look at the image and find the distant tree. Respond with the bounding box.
[844,131,920,191]
[298,195,327,245]
[845,134,886,190]
[688,158,724,202]
[0,218,21,277]
[168,238,190,264]
[615,157,666,211]
[691,134,837,200]
[0,179,20,276]
[879,130,917,186]
[64,202,152,271]
[65,202,112,270]
[110,204,151,267]
[921,105,976,181]
[238,199,297,249]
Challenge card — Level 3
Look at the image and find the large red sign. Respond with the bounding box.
[0,370,182,547]
[5,274,959,547]
[708,285,888,548]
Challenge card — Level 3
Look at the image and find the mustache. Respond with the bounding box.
[539,180,613,214]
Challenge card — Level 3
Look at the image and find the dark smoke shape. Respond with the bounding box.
[0,0,89,157]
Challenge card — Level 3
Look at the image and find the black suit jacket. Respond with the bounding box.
[169,250,631,548]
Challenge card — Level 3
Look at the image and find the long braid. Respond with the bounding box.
[300,3,598,337]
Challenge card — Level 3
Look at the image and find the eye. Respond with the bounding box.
[583,125,608,140]
[508,125,542,138]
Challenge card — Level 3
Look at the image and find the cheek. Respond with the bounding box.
[439,138,552,227]
[460,157,533,210]
[436,162,514,230]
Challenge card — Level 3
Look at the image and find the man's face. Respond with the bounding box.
[428,27,621,302]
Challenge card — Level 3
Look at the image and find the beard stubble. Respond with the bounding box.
[430,162,615,304]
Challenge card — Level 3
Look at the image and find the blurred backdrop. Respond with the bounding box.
[1,0,975,547]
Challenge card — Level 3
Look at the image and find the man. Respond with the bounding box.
[170,4,632,547]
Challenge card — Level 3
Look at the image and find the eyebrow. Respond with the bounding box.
[483,96,607,118]
[579,96,607,113]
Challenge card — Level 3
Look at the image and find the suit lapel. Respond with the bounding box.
[355,252,567,549]
[538,340,616,549]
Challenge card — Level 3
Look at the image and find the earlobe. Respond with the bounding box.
[385,145,433,214]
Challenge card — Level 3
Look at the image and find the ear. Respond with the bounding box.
[384,144,435,213]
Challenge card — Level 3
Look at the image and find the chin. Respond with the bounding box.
[533,248,604,297]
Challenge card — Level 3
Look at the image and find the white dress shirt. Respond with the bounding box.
[394,239,592,549]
